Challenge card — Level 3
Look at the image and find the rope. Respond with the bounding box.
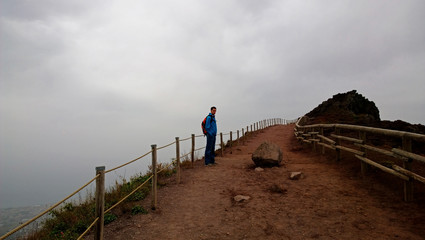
[180,136,191,142]
[194,146,206,152]
[0,175,99,240]
[222,133,230,136]
[105,150,152,174]
[195,134,204,138]
[157,141,176,150]
[105,158,177,215]
[157,160,176,175]
[77,217,99,240]
[180,152,191,159]
[104,175,153,214]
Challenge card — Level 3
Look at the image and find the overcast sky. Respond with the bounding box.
[1,0,424,208]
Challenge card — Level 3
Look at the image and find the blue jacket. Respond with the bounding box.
[205,113,217,136]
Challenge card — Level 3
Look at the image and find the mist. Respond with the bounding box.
[1,0,424,208]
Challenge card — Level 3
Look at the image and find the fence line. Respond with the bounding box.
[105,151,153,174]
[0,175,99,240]
[180,136,192,141]
[1,118,292,240]
[157,141,177,150]
[294,116,425,202]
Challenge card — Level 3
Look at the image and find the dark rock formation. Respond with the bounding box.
[306,90,380,125]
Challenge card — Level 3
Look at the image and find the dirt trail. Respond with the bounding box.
[101,125,425,240]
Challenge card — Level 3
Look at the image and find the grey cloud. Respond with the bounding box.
[1,0,424,208]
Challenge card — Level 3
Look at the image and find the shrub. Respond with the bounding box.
[104,213,117,225]
[131,205,148,215]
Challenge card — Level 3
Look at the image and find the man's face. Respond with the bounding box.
[211,108,217,115]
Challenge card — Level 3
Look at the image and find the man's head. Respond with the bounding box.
[211,106,216,115]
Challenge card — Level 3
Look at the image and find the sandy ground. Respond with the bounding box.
[96,124,425,240]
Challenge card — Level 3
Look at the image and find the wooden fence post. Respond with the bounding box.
[359,132,368,175]
[320,127,325,154]
[335,128,341,161]
[403,136,413,201]
[311,129,317,152]
[242,128,245,145]
[237,130,240,146]
[220,132,224,157]
[95,166,105,240]
[230,131,233,154]
[175,137,181,184]
[191,134,195,168]
[151,144,158,210]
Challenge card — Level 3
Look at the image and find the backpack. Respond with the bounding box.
[201,116,208,135]
[201,115,212,135]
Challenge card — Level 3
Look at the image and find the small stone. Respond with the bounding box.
[255,167,264,172]
[234,195,250,202]
[290,172,303,180]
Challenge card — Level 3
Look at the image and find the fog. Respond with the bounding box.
[1,0,424,208]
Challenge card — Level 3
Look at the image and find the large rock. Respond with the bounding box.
[252,142,283,167]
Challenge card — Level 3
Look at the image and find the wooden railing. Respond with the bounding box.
[294,116,425,202]
[1,118,293,240]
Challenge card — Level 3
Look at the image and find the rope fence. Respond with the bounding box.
[1,117,291,240]
[105,150,153,174]
[180,136,192,141]
[0,175,99,240]
[104,175,154,215]
[157,141,176,150]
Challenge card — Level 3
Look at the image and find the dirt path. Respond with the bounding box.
[101,124,425,240]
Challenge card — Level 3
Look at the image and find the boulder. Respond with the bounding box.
[252,142,283,167]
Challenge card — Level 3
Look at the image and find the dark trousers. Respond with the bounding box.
[205,134,216,165]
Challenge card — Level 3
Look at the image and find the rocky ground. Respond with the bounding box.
[88,124,425,240]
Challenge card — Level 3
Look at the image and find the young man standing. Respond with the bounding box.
[204,106,217,166]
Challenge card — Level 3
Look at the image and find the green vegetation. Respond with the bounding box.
[131,205,148,215]
[21,163,177,240]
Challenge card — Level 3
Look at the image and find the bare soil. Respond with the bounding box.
[98,124,425,240]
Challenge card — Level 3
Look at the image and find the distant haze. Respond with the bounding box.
[1,0,424,208]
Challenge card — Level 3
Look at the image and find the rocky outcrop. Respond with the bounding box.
[306,90,380,125]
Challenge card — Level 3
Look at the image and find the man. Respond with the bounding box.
[204,106,217,166]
